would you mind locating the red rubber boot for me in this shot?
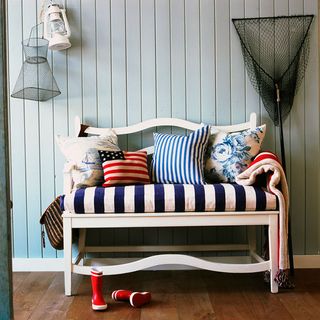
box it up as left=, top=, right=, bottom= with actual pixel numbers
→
left=91, top=268, right=108, bottom=311
left=111, top=289, right=133, bottom=302
left=129, top=292, right=151, bottom=308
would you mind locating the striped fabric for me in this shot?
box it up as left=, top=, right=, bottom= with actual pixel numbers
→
left=152, top=125, right=210, bottom=184
left=99, top=150, right=150, bottom=187
left=61, top=183, right=278, bottom=214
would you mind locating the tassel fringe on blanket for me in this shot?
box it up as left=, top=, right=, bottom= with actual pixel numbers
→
left=263, top=270, right=295, bottom=289
left=236, top=151, right=294, bottom=289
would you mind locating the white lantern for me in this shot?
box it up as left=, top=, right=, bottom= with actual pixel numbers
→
left=44, top=3, right=71, bottom=51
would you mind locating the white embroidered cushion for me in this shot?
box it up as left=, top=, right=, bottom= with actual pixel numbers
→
left=56, top=132, right=119, bottom=189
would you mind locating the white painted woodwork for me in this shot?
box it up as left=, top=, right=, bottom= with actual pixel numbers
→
left=63, top=115, right=280, bottom=295
left=72, top=254, right=270, bottom=276
left=63, top=212, right=277, bottom=229
left=74, top=113, right=257, bottom=137
left=63, top=217, right=72, bottom=296
left=82, top=244, right=250, bottom=253
left=269, top=215, right=279, bottom=293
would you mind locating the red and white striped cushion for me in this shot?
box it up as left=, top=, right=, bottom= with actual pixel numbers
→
left=101, top=151, right=150, bottom=187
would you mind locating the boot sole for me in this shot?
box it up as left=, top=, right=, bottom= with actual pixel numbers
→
left=92, top=303, right=108, bottom=311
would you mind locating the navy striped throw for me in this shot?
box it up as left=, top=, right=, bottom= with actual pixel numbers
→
left=152, top=125, right=210, bottom=184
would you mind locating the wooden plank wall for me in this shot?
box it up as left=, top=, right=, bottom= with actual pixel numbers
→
left=7, top=0, right=319, bottom=259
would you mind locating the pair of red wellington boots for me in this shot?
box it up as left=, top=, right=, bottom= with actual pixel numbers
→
left=91, top=268, right=151, bottom=311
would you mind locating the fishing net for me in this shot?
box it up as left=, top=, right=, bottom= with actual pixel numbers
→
left=233, top=15, right=314, bottom=276
left=232, top=15, right=313, bottom=126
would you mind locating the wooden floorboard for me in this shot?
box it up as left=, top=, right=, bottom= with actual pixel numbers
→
left=12, top=272, right=29, bottom=293
left=140, top=271, right=179, bottom=320
left=174, top=272, right=216, bottom=320
left=205, top=272, right=258, bottom=319
left=12, top=269, right=320, bottom=320
left=28, top=273, right=82, bottom=320
left=13, top=272, right=56, bottom=320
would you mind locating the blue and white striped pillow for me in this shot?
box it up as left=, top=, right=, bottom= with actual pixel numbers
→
left=152, top=125, right=210, bottom=184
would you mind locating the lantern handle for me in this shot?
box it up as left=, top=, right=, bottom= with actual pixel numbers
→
left=27, top=23, right=44, bottom=46
left=61, top=8, right=71, bottom=37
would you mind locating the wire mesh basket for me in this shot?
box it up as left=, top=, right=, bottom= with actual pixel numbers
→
left=11, top=27, right=61, bottom=101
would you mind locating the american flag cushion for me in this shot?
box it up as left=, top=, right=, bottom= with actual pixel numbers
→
left=98, top=150, right=150, bottom=187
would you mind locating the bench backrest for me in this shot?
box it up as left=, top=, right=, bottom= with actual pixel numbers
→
left=75, top=113, right=257, bottom=154
left=63, top=113, right=258, bottom=193
left=75, top=112, right=257, bottom=154
left=75, top=114, right=257, bottom=136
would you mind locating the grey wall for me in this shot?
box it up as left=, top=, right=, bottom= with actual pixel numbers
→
left=7, top=0, right=320, bottom=259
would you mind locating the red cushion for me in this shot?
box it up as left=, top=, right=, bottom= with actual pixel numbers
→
left=100, top=151, right=150, bottom=187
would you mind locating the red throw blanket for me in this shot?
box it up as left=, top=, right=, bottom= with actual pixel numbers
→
left=236, top=151, right=289, bottom=271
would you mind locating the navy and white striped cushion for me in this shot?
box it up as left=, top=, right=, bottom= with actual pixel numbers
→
left=61, top=184, right=277, bottom=214
left=152, top=125, right=210, bottom=184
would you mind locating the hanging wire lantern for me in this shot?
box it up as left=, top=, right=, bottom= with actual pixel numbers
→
left=11, top=24, right=61, bottom=101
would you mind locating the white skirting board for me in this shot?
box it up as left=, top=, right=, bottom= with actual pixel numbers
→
left=12, top=255, right=320, bottom=272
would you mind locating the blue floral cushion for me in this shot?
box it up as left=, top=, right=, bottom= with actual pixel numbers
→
left=204, top=125, right=266, bottom=182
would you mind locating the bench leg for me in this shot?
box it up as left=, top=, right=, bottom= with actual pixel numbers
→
left=63, top=216, right=72, bottom=296
left=248, top=226, right=257, bottom=262
left=78, top=228, right=87, bottom=265
left=269, top=215, right=279, bottom=293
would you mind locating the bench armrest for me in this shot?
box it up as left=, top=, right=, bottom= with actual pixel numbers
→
left=63, top=162, right=76, bottom=194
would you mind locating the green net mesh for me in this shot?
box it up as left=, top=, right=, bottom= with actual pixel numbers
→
left=232, top=15, right=313, bottom=126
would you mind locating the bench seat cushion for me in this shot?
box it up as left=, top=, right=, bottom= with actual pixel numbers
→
left=61, top=184, right=278, bottom=214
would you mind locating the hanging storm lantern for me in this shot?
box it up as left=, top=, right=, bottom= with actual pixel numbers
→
left=11, top=33, right=61, bottom=101
left=44, top=3, right=71, bottom=51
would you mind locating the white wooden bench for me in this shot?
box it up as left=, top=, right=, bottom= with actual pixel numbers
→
left=62, top=113, right=279, bottom=295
